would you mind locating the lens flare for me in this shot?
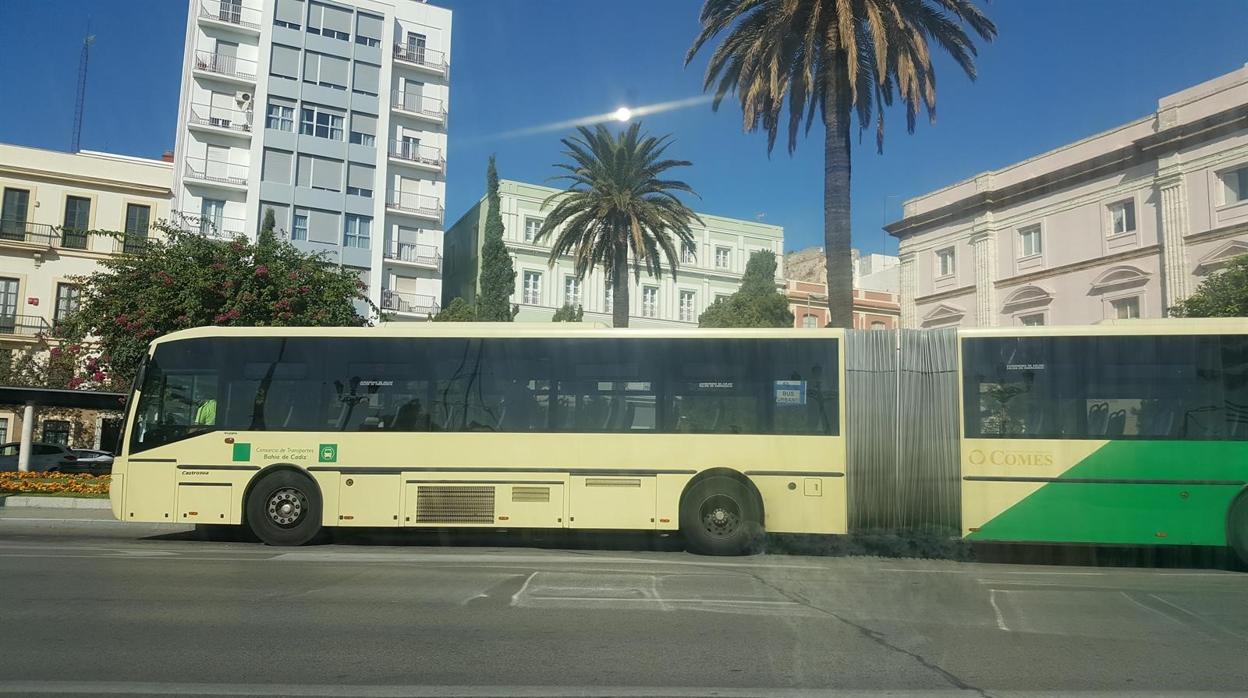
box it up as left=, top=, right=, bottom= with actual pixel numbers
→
left=613, top=107, right=633, bottom=122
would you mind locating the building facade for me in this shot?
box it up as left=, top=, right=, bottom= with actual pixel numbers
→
left=785, top=281, right=901, bottom=329
left=172, top=0, right=451, bottom=320
left=887, top=65, right=1248, bottom=328
left=0, top=144, right=173, bottom=450
left=443, top=180, right=785, bottom=326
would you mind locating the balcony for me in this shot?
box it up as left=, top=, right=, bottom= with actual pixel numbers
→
left=387, top=140, right=444, bottom=173
left=381, top=290, right=439, bottom=317
left=0, top=220, right=58, bottom=247
left=197, top=0, right=262, bottom=34
left=113, top=234, right=149, bottom=255
left=384, top=241, right=441, bottom=270
left=192, top=50, right=257, bottom=84
left=385, top=191, right=443, bottom=223
left=172, top=212, right=246, bottom=240
left=187, top=102, right=254, bottom=139
left=392, top=44, right=447, bottom=75
left=0, top=314, right=52, bottom=340
left=183, top=156, right=249, bottom=190
left=391, top=90, right=446, bottom=124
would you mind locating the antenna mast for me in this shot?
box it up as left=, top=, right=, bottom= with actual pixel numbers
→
left=71, top=23, right=95, bottom=153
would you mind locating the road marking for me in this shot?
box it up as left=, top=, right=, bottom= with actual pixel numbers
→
left=1118, top=591, right=1187, bottom=628
left=509, top=571, right=537, bottom=606
left=1150, top=593, right=1248, bottom=642
left=988, top=589, right=1010, bottom=631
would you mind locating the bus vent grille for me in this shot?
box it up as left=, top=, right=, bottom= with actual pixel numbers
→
left=585, top=478, right=642, bottom=488
left=512, top=486, right=550, bottom=503
left=415, top=486, right=495, bottom=524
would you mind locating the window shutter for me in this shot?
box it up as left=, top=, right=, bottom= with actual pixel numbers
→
left=306, top=2, right=324, bottom=31
left=312, top=157, right=343, bottom=191
left=303, top=52, right=319, bottom=81
left=322, top=4, right=352, bottom=34
left=270, top=44, right=300, bottom=78
left=351, top=112, right=376, bottom=136
left=296, top=154, right=313, bottom=188
left=308, top=209, right=339, bottom=244
left=260, top=202, right=290, bottom=233
left=347, top=163, right=374, bottom=190
left=320, top=55, right=349, bottom=87
left=275, top=0, right=304, bottom=24
left=356, top=12, right=383, bottom=41
left=262, top=149, right=292, bottom=184
left=352, top=62, right=379, bottom=94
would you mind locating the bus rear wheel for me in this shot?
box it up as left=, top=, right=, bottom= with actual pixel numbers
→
left=245, top=470, right=322, bottom=546
left=1228, top=494, right=1248, bottom=567
left=680, top=476, right=763, bottom=556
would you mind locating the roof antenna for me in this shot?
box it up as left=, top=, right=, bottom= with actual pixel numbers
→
left=71, top=20, right=95, bottom=153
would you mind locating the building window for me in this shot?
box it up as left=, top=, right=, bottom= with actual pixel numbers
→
left=524, top=217, right=542, bottom=243
left=1221, top=166, right=1248, bottom=205
left=0, top=417, right=7, bottom=444
left=715, top=293, right=730, bottom=304
left=42, top=420, right=70, bottom=447
left=1111, top=296, right=1140, bottom=319
left=522, top=271, right=542, bottom=305
left=346, top=185, right=372, bottom=198
left=62, top=195, right=91, bottom=249
left=1, top=188, right=30, bottom=237
left=802, top=315, right=818, bottom=328
left=564, top=276, right=581, bottom=307
left=355, top=35, right=379, bottom=47
left=936, top=248, right=955, bottom=278
left=870, top=321, right=887, bottom=330
left=1109, top=199, right=1136, bottom=235
left=54, top=283, right=81, bottom=325
left=681, top=242, right=696, bottom=264
left=678, top=290, right=696, bottom=322
left=343, top=214, right=370, bottom=249
left=1019, top=313, right=1046, bottom=326
left=1018, top=224, right=1042, bottom=258
left=603, top=285, right=613, bottom=313
left=349, top=131, right=375, bottom=146
left=266, top=101, right=294, bottom=131
left=642, top=286, right=658, bottom=318
left=714, top=246, right=730, bottom=269
left=299, top=106, right=343, bottom=140
left=123, top=204, right=150, bottom=253
left=292, top=209, right=308, bottom=241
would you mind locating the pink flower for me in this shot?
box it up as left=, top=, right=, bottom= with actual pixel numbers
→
left=92, top=371, right=106, bottom=382
left=67, top=377, right=84, bottom=389
left=288, top=271, right=299, bottom=280
left=50, top=347, right=63, bottom=358
left=255, top=265, right=269, bottom=277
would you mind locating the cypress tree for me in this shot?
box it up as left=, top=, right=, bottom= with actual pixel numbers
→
left=477, top=156, right=516, bottom=321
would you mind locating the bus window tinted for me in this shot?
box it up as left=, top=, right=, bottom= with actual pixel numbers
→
left=963, top=334, right=1248, bottom=440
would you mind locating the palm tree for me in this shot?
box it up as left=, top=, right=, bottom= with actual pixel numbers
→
left=686, top=0, right=995, bottom=328
left=537, top=123, right=702, bottom=328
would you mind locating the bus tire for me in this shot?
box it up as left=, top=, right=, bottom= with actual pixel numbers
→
left=245, top=470, right=322, bottom=546
left=1228, top=493, right=1248, bottom=567
left=680, top=476, right=763, bottom=556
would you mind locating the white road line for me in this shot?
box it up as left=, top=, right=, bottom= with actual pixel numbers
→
left=988, top=589, right=1010, bottom=632
left=1150, top=593, right=1248, bottom=642
left=522, top=597, right=799, bottom=605
left=508, top=571, right=538, bottom=606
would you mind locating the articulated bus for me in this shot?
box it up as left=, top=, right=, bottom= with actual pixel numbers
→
left=110, top=320, right=1248, bottom=560
left=111, top=325, right=847, bottom=554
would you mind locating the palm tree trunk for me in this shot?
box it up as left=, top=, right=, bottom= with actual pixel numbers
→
left=612, top=247, right=630, bottom=328
left=823, top=62, right=854, bottom=329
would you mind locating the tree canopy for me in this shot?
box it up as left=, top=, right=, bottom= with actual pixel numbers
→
left=477, top=156, right=517, bottom=321
left=698, top=250, right=794, bottom=328
left=1171, top=254, right=1248, bottom=318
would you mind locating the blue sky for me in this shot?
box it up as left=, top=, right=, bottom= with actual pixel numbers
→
left=1, top=0, right=1246, bottom=255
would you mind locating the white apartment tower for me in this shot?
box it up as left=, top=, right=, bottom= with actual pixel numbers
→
left=172, top=0, right=451, bottom=320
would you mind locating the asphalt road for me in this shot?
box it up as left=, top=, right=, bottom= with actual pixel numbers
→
left=1, top=509, right=1247, bottom=697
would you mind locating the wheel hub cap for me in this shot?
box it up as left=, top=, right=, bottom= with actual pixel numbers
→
left=267, top=488, right=306, bottom=527
left=700, top=495, right=741, bottom=537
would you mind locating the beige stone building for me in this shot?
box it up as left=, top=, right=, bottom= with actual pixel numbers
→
left=0, top=144, right=173, bottom=450
left=886, top=65, right=1248, bottom=328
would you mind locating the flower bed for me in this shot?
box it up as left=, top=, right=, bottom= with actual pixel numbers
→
left=0, top=472, right=111, bottom=497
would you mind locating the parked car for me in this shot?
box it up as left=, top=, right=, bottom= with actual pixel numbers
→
left=0, top=442, right=85, bottom=473
left=71, top=449, right=115, bottom=475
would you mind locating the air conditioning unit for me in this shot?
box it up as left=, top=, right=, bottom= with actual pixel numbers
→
left=235, top=91, right=253, bottom=108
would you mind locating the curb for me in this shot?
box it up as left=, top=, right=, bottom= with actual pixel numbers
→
left=0, top=495, right=112, bottom=510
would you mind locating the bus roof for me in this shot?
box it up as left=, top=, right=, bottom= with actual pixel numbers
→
left=149, top=323, right=848, bottom=346
left=959, top=317, right=1246, bottom=338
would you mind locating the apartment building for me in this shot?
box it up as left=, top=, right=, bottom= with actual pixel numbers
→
left=786, top=282, right=901, bottom=330
left=442, top=179, right=786, bottom=326
left=172, top=0, right=451, bottom=320
left=0, top=143, right=173, bottom=449
left=887, top=65, right=1248, bottom=328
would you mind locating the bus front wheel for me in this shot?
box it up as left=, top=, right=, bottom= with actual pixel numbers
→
left=680, top=476, right=763, bottom=556
left=245, top=470, right=322, bottom=546
left=1228, top=493, right=1248, bottom=567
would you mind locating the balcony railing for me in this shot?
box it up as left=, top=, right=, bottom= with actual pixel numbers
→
left=198, top=0, right=262, bottom=31
left=381, top=290, right=439, bottom=316
left=173, top=212, right=246, bottom=240
left=388, top=140, right=444, bottom=170
left=59, top=228, right=89, bottom=250
left=193, top=50, right=257, bottom=81
left=184, top=157, right=249, bottom=186
left=391, top=90, right=446, bottom=120
left=385, top=191, right=443, bottom=221
left=0, top=220, right=58, bottom=246
left=393, top=43, right=446, bottom=73
left=384, top=241, right=441, bottom=268
left=114, top=234, right=150, bottom=254
left=0, top=314, right=52, bottom=339
left=187, top=102, right=254, bottom=134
